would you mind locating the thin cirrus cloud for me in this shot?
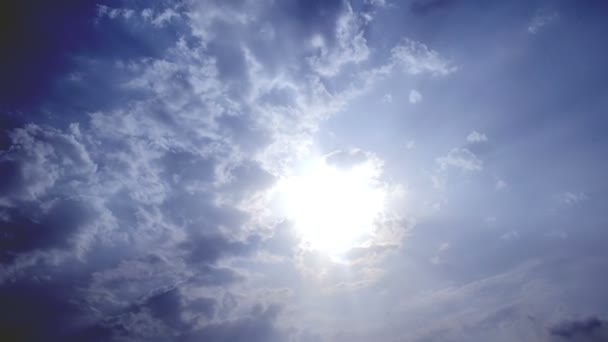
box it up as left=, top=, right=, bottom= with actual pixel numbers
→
left=528, top=9, right=559, bottom=34
left=1, top=1, right=608, bottom=341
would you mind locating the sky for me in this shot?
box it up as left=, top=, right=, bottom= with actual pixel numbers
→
left=1, top=0, right=608, bottom=341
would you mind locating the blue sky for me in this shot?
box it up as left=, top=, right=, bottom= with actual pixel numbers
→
left=1, top=0, right=608, bottom=341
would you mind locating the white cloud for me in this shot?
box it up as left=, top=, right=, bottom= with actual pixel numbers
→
left=466, top=130, right=488, bottom=143
left=485, top=216, right=497, bottom=225
left=495, top=179, right=507, bottom=190
left=528, top=9, right=559, bottom=34
left=409, top=89, right=422, bottom=104
left=436, top=148, right=483, bottom=172
left=406, top=140, right=415, bottom=149
left=307, top=5, right=370, bottom=76
left=97, top=5, right=135, bottom=20
left=500, top=230, right=519, bottom=241
left=561, top=191, right=587, bottom=205
left=0, top=2, right=500, bottom=340
left=0, top=124, right=97, bottom=206
left=431, top=242, right=450, bottom=265
left=382, top=93, right=393, bottom=103
left=391, top=38, right=458, bottom=76
left=438, top=242, right=450, bottom=252
left=151, top=8, right=180, bottom=27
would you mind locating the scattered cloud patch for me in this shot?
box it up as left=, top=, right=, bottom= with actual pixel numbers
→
left=382, top=93, right=393, bottom=103
left=436, top=148, right=483, bottom=171
left=409, top=89, right=422, bottom=104
left=307, top=4, right=371, bottom=76
left=495, top=179, right=507, bottom=190
left=467, top=130, right=488, bottom=143
left=561, top=192, right=587, bottom=205
left=501, top=230, right=520, bottom=241
left=528, top=9, right=559, bottom=34
left=485, top=216, right=497, bottom=225
left=431, top=242, right=450, bottom=265
left=391, top=38, right=458, bottom=76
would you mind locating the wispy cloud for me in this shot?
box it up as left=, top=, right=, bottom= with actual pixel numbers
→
left=391, top=38, right=458, bottom=76
left=561, top=191, right=588, bottom=205
left=495, top=179, right=507, bottom=190
left=528, top=9, right=559, bottom=34
left=436, top=148, right=483, bottom=171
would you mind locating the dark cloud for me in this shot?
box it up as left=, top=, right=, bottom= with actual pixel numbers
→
left=181, top=304, right=284, bottom=342
left=190, top=265, right=243, bottom=287
left=180, top=233, right=258, bottom=265
left=0, top=198, right=97, bottom=263
left=70, top=289, right=281, bottom=342
left=0, top=276, right=94, bottom=342
left=550, top=317, right=608, bottom=341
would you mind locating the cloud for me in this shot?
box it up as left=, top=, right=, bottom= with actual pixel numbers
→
left=500, top=230, right=520, bottom=241
left=325, top=148, right=375, bottom=169
left=528, top=9, right=559, bottom=34
left=561, top=192, right=587, bottom=205
left=409, top=89, right=422, bottom=104
left=431, top=242, right=451, bottom=265
left=549, top=317, right=608, bottom=341
left=307, top=4, right=371, bottom=76
left=495, top=179, right=507, bottom=190
left=0, top=1, right=427, bottom=339
left=391, top=38, right=458, bottom=76
left=382, top=93, right=393, bottom=103
left=0, top=123, right=96, bottom=206
left=466, top=130, right=488, bottom=143
left=436, top=148, right=483, bottom=171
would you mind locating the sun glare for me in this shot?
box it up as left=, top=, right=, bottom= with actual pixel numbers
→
left=275, top=156, right=387, bottom=255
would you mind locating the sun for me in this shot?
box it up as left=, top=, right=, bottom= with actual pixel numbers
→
left=274, top=154, right=387, bottom=255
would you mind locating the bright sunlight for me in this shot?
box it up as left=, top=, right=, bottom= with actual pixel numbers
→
left=275, top=154, right=387, bottom=255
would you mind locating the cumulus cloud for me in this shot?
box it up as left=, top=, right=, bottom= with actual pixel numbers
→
left=467, top=130, right=488, bottom=143
left=409, top=89, right=422, bottom=104
left=436, top=148, right=483, bottom=171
